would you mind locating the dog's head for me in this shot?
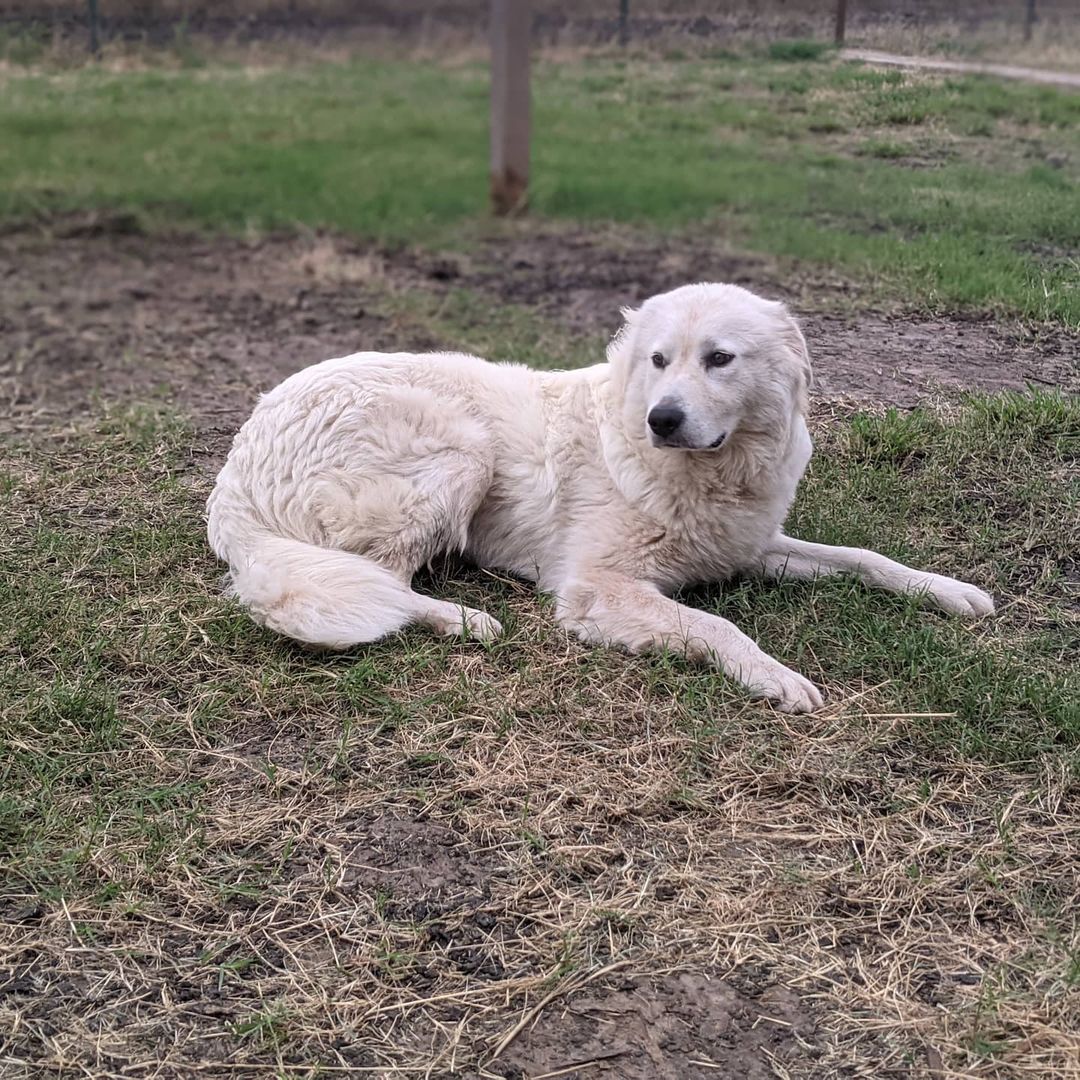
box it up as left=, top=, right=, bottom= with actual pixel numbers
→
left=608, top=283, right=811, bottom=451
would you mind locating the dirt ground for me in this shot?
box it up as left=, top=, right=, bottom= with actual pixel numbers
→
left=2, top=218, right=1079, bottom=1079
left=322, top=811, right=823, bottom=1078
left=3, top=217, right=1078, bottom=463
left=1, top=800, right=831, bottom=1079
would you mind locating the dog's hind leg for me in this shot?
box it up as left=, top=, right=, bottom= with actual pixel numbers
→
left=311, top=474, right=503, bottom=642
left=759, top=534, right=995, bottom=618
left=412, top=596, right=503, bottom=641
left=245, top=390, right=505, bottom=648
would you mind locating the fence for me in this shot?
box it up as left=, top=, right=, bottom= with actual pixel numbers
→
left=4, top=1, right=1077, bottom=57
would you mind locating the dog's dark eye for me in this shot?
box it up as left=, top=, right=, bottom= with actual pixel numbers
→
left=705, top=350, right=736, bottom=369
left=650, top=352, right=667, bottom=369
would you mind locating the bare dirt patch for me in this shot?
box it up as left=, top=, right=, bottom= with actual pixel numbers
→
left=2, top=218, right=1077, bottom=463
left=498, top=973, right=819, bottom=1080
left=456, top=226, right=1080, bottom=404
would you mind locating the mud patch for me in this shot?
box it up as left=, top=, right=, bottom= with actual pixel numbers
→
left=803, top=311, right=1078, bottom=403
left=2, top=218, right=1077, bottom=461
left=0, top=220, right=415, bottom=460
left=496, top=973, right=819, bottom=1080
left=460, top=227, right=1080, bottom=406
left=337, top=812, right=504, bottom=904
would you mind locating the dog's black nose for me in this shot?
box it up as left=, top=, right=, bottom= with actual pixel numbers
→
left=647, top=404, right=685, bottom=438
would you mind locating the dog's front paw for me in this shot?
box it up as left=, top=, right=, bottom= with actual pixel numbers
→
left=916, top=575, right=996, bottom=619
left=739, top=656, right=823, bottom=714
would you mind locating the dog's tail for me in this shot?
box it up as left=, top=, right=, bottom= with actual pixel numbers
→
left=207, top=496, right=420, bottom=649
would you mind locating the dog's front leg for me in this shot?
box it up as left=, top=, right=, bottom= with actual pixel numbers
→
left=760, top=535, right=995, bottom=617
left=556, top=573, right=822, bottom=713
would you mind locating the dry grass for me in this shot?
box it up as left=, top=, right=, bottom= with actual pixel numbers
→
left=6, top=702, right=1078, bottom=1076
left=296, top=238, right=389, bottom=287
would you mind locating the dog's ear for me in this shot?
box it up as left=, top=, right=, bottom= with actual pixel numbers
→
left=606, top=305, right=639, bottom=367
left=778, top=307, right=813, bottom=395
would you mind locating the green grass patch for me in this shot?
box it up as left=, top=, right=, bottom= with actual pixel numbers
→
left=767, top=40, right=834, bottom=63
left=378, top=284, right=607, bottom=371
left=1, top=55, right=1078, bottom=320
left=858, top=138, right=908, bottom=159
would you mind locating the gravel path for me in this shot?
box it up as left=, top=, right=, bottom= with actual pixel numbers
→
left=842, top=48, right=1080, bottom=89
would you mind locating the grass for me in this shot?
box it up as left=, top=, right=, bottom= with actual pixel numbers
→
left=767, top=39, right=834, bottom=63
left=1, top=54, right=1079, bottom=321
left=1, top=393, right=1078, bottom=1075
left=1, top=40, right=1078, bottom=1079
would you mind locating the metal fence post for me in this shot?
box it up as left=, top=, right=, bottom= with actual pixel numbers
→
left=1024, top=0, right=1037, bottom=42
left=835, top=0, right=848, bottom=45
left=490, top=0, right=531, bottom=216
left=619, top=0, right=630, bottom=47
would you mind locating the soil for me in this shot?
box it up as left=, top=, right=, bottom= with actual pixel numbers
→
left=457, top=227, right=1080, bottom=404
left=309, top=812, right=825, bottom=1079
left=495, top=974, right=820, bottom=1080
left=1, top=803, right=830, bottom=1080
left=3, top=217, right=1076, bottom=469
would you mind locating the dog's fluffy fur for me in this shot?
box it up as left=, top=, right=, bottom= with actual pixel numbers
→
left=207, top=283, right=994, bottom=712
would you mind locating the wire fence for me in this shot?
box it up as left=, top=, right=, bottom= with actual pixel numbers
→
left=2, top=0, right=1078, bottom=59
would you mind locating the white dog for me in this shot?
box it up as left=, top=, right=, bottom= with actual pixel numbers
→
left=207, top=283, right=994, bottom=712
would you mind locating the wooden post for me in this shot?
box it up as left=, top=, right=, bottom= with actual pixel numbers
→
left=618, top=0, right=630, bottom=47
left=490, top=0, right=531, bottom=216
left=1024, top=0, right=1037, bottom=42
left=88, top=0, right=101, bottom=55
left=834, top=0, right=848, bottom=45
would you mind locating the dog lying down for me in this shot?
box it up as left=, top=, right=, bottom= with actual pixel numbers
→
left=207, top=283, right=994, bottom=713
